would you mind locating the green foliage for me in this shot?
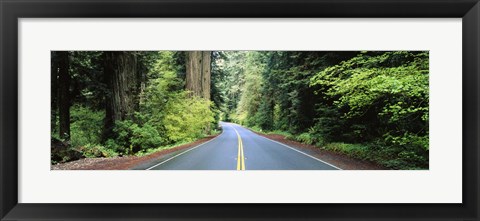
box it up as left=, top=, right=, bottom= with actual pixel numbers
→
left=322, top=142, right=372, bottom=161
left=107, top=120, right=163, bottom=154
left=321, top=141, right=426, bottom=169
left=312, top=52, right=428, bottom=122
left=233, top=51, right=358, bottom=134
left=138, top=51, right=215, bottom=145
left=131, top=123, right=163, bottom=150
left=307, top=51, right=429, bottom=169
left=52, top=105, right=112, bottom=163
left=253, top=100, right=274, bottom=131
left=232, top=51, right=429, bottom=169
left=78, top=144, right=119, bottom=158
left=107, top=52, right=215, bottom=154
left=68, top=51, right=106, bottom=110
left=69, top=105, right=104, bottom=148
left=53, top=51, right=217, bottom=163
left=294, top=128, right=325, bottom=146
left=163, top=93, right=215, bottom=143
left=236, top=52, right=267, bottom=126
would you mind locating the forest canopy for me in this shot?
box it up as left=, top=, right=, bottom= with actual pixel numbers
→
left=51, top=51, right=429, bottom=169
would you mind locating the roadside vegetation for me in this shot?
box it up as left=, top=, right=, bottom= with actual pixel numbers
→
left=51, top=51, right=217, bottom=164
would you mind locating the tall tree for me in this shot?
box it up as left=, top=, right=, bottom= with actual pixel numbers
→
left=102, top=51, right=138, bottom=140
left=185, top=51, right=211, bottom=99
left=57, top=51, right=71, bottom=139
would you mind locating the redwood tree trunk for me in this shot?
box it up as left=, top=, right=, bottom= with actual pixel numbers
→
left=57, top=51, right=70, bottom=139
left=186, top=51, right=211, bottom=100
left=103, top=52, right=138, bottom=140
left=185, top=51, right=212, bottom=132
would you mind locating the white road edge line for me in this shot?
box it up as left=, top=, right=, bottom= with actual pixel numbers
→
left=145, top=126, right=225, bottom=170
left=231, top=123, right=343, bottom=170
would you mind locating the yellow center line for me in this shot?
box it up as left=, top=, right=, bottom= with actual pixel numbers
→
left=240, top=137, right=245, bottom=170
left=232, top=125, right=245, bottom=170
left=236, top=134, right=241, bottom=170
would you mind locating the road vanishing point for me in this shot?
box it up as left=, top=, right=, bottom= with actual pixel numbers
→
left=137, top=122, right=340, bottom=170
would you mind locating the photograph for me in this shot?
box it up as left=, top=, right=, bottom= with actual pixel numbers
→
left=50, top=51, right=429, bottom=170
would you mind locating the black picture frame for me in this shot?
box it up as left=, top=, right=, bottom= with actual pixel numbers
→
left=1, top=0, right=479, bottom=220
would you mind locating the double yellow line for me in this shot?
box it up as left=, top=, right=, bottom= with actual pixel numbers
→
left=232, top=125, right=245, bottom=170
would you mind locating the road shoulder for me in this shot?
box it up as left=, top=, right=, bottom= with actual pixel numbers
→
left=50, top=134, right=219, bottom=170
left=251, top=131, right=387, bottom=170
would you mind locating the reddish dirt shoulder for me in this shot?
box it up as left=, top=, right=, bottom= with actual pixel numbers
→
left=254, top=132, right=387, bottom=170
left=51, top=135, right=218, bottom=170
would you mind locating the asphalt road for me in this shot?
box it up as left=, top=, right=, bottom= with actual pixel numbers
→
left=143, top=122, right=340, bottom=170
